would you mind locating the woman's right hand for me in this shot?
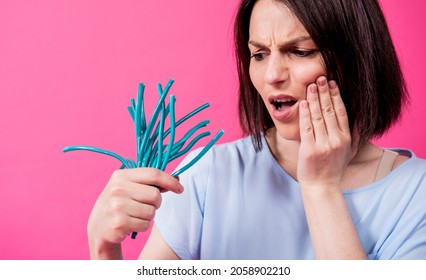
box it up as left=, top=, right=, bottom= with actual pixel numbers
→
left=87, top=167, right=184, bottom=259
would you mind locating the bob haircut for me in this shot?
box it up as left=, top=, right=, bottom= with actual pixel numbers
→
left=234, top=0, right=408, bottom=151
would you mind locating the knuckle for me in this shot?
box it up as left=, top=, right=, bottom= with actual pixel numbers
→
left=110, top=169, right=126, bottom=182
left=145, top=205, right=156, bottom=220
left=111, top=215, right=127, bottom=232
left=147, top=167, right=162, bottom=180
left=335, top=105, right=347, bottom=117
left=322, top=105, right=335, bottom=116
left=312, top=115, right=324, bottom=125
left=329, top=137, right=349, bottom=151
left=139, top=220, right=151, bottom=232
left=108, top=183, right=125, bottom=198
left=302, top=124, right=314, bottom=134
left=311, top=143, right=333, bottom=156
left=319, top=146, right=332, bottom=156
left=150, top=188, right=162, bottom=209
left=109, top=199, right=125, bottom=213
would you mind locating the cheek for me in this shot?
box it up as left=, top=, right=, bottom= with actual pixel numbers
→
left=293, top=61, right=327, bottom=90
left=249, top=64, right=260, bottom=89
left=249, top=63, right=266, bottom=98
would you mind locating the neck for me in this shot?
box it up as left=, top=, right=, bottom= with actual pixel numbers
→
left=264, top=127, right=300, bottom=166
left=264, top=127, right=380, bottom=168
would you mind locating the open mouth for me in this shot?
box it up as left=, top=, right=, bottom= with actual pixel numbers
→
left=271, top=98, right=297, bottom=111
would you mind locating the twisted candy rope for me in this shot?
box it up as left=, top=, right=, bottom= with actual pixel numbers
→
left=63, top=78, right=224, bottom=238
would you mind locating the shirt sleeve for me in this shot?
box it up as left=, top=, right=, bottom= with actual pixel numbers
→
left=392, top=220, right=426, bottom=259
left=154, top=148, right=211, bottom=260
left=376, top=163, right=426, bottom=260
left=389, top=181, right=426, bottom=260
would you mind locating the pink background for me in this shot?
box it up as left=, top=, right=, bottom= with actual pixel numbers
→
left=0, top=0, right=425, bottom=259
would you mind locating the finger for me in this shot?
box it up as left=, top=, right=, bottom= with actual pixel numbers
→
left=104, top=207, right=152, bottom=241
left=307, top=83, right=328, bottom=140
left=124, top=181, right=163, bottom=209
left=299, top=100, right=315, bottom=145
left=317, top=76, right=340, bottom=134
left=125, top=199, right=158, bottom=221
left=125, top=216, right=152, bottom=234
left=328, top=80, right=350, bottom=134
left=118, top=168, right=184, bottom=194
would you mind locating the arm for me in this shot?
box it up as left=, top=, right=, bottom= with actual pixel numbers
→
left=139, top=225, right=181, bottom=260
left=297, top=77, right=367, bottom=259
left=299, top=186, right=367, bottom=259
left=87, top=168, right=183, bottom=259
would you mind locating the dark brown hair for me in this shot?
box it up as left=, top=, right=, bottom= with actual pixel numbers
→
left=234, top=0, right=408, bottom=150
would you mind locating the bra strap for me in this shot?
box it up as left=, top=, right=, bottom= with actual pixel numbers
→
left=374, top=149, right=398, bottom=182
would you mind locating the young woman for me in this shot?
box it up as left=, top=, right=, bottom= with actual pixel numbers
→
left=88, top=0, right=426, bottom=260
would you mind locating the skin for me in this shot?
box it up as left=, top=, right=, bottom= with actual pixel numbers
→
left=88, top=0, right=409, bottom=260
left=88, top=168, right=181, bottom=259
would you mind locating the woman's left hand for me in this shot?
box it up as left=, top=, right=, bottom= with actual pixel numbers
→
left=297, top=76, right=357, bottom=189
left=296, top=76, right=367, bottom=259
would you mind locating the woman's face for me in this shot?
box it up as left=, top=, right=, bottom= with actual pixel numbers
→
left=248, top=0, right=326, bottom=141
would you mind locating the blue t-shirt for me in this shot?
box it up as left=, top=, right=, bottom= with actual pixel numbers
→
left=155, top=136, right=426, bottom=259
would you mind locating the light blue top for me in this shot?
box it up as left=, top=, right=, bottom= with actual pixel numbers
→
left=155, top=136, right=426, bottom=259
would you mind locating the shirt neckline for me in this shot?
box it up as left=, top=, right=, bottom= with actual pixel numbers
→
left=259, top=134, right=417, bottom=194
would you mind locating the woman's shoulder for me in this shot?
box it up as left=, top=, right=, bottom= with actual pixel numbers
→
left=389, top=148, right=426, bottom=176
left=210, top=135, right=256, bottom=155
left=392, top=149, right=426, bottom=164
left=177, top=135, right=251, bottom=165
left=178, top=135, right=267, bottom=175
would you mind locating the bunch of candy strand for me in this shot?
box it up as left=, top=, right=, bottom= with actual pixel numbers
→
left=63, top=78, right=224, bottom=238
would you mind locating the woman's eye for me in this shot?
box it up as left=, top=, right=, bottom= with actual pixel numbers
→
left=251, top=52, right=266, bottom=61
left=291, top=49, right=316, bottom=57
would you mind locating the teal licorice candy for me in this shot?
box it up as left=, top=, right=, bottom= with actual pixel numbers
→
left=63, top=79, right=224, bottom=239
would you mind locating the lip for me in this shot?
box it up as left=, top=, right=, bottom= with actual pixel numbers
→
left=268, top=94, right=299, bottom=122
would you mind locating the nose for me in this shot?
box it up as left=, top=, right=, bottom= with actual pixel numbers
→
left=264, top=54, right=288, bottom=85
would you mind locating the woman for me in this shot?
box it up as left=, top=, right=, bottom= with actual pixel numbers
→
left=88, top=0, right=426, bottom=259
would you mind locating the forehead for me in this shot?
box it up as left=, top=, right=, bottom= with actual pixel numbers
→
left=249, top=0, right=308, bottom=41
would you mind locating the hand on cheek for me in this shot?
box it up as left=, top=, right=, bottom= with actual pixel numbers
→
left=297, top=76, right=355, bottom=188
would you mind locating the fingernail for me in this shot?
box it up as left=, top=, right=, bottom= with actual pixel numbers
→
left=310, top=84, right=318, bottom=93
left=329, top=80, right=337, bottom=89
left=318, top=77, right=327, bottom=87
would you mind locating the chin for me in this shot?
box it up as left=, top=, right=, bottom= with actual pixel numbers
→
left=274, top=123, right=301, bottom=142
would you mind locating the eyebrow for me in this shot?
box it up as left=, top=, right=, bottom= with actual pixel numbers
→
left=248, top=36, right=312, bottom=49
